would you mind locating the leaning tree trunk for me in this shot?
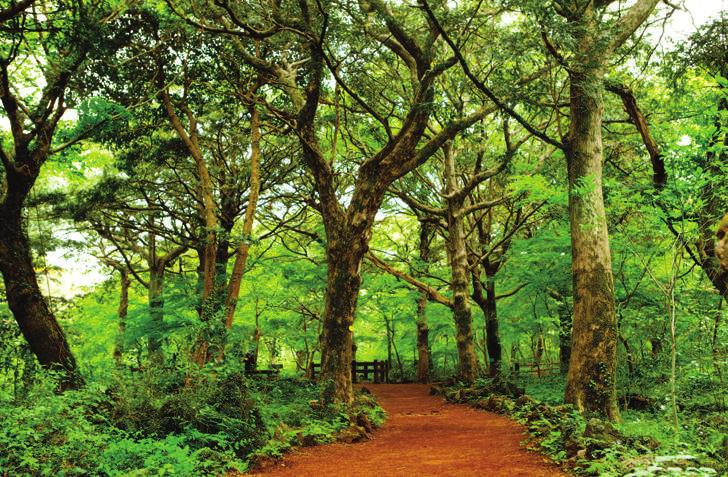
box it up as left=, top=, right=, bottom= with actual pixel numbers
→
left=564, top=68, right=620, bottom=420
left=444, top=146, right=479, bottom=384
left=224, top=102, right=262, bottom=329
left=0, top=197, right=80, bottom=390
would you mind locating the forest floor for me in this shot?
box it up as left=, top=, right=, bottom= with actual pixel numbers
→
left=249, top=383, right=566, bottom=476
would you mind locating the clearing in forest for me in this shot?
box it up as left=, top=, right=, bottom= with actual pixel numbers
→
left=251, top=384, right=565, bottom=477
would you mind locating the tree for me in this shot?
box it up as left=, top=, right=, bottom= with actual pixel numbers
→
left=171, top=0, right=505, bottom=401
left=423, top=0, right=662, bottom=418
left=0, top=0, right=119, bottom=388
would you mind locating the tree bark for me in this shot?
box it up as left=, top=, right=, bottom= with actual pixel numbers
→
left=319, top=237, right=366, bottom=403
left=558, top=304, right=572, bottom=375
left=471, top=267, right=501, bottom=376
left=483, top=269, right=502, bottom=375
left=564, top=66, right=620, bottom=420
left=0, top=198, right=81, bottom=389
left=147, top=262, right=165, bottom=364
left=415, top=291, right=430, bottom=383
left=444, top=145, right=479, bottom=383
left=224, top=102, right=262, bottom=328
left=114, top=268, right=130, bottom=364
left=415, top=219, right=433, bottom=383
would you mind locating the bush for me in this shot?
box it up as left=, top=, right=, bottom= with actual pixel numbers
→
left=0, top=380, right=110, bottom=475
left=0, top=369, right=386, bottom=476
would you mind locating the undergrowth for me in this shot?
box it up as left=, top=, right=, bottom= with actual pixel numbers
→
left=0, top=368, right=385, bottom=476
left=439, top=376, right=726, bottom=477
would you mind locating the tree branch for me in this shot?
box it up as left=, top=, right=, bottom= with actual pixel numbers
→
left=366, top=252, right=453, bottom=308
left=419, top=0, right=564, bottom=150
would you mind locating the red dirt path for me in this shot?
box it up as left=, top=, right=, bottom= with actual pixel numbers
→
left=250, top=384, right=566, bottom=477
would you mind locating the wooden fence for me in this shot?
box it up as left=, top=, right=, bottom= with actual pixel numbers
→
left=512, top=362, right=560, bottom=378
left=244, top=362, right=283, bottom=377
left=311, top=360, right=389, bottom=383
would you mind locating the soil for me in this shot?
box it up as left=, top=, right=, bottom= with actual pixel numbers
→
left=250, top=383, right=566, bottom=476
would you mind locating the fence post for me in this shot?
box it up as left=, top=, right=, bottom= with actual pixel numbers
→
left=352, top=360, right=358, bottom=383
left=373, top=359, right=380, bottom=384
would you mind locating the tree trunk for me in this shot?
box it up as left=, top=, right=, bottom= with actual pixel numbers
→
left=114, top=269, right=130, bottom=364
left=554, top=298, right=572, bottom=375
left=559, top=315, right=572, bottom=375
left=564, top=68, right=620, bottom=420
left=415, top=219, right=433, bottom=383
left=147, top=263, right=165, bottom=364
left=444, top=145, right=479, bottom=383
left=224, top=102, right=262, bottom=329
left=319, top=241, right=364, bottom=404
left=619, top=332, right=635, bottom=379
left=471, top=267, right=501, bottom=377
left=0, top=202, right=80, bottom=389
left=415, top=291, right=430, bottom=383
left=483, top=271, right=502, bottom=376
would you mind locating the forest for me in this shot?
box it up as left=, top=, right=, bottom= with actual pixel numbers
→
left=0, top=0, right=726, bottom=475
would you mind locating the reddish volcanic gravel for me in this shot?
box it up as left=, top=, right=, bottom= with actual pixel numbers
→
left=249, top=384, right=566, bottom=477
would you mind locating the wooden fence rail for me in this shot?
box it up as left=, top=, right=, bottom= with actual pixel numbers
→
left=512, top=362, right=560, bottom=378
left=311, top=360, right=389, bottom=384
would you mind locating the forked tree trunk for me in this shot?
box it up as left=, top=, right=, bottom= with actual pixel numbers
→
left=564, top=68, right=620, bottom=420
left=113, top=269, right=130, bottom=364
left=0, top=199, right=80, bottom=390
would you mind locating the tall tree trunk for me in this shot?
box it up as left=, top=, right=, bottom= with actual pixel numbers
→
left=114, top=269, right=130, bottom=364
left=444, top=145, right=478, bottom=383
left=224, top=102, right=262, bottom=329
left=0, top=201, right=80, bottom=389
left=564, top=67, right=620, bottom=420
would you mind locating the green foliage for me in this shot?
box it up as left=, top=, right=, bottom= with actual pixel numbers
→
left=441, top=379, right=726, bottom=477
left=0, top=368, right=385, bottom=476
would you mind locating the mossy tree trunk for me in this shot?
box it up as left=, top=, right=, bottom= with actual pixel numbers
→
left=556, top=0, right=660, bottom=420
left=444, top=144, right=479, bottom=383
left=319, top=222, right=372, bottom=403
left=563, top=65, right=619, bottom=419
